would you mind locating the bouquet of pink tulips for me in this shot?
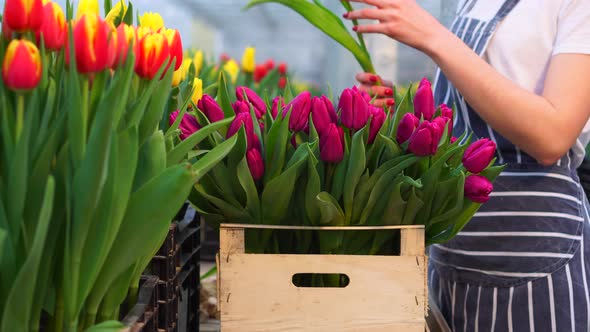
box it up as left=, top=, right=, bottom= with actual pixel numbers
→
left=178, top=75, right=503, bottom=256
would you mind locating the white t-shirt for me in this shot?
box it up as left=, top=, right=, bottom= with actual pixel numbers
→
left=459, top=0, right=590, bottom=167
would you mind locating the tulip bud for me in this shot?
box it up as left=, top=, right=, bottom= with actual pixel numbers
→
left=278, top=77, right=287, bottom=89
left=271, top=96, right=284, bottom=119
left=171, top=58, right=192, bottom=87
left=105, top=1, right=128, bottom=25
left=368, top=106, right=386, bottom=144
left=68, top=13, right=117, bottom=73
left=191, top=78, right=203, bottom=105
left=246, top=148, right=265, bottom=181
left=265, top=59, right=275, bottom=70
left=283, top=91, right=312, bottom=132
left=463, top=138, right=497, bottom=174
left=241, top=47, right=256, bottom=73
left=233, top=100, right=250, bottom=115
left=227, top=112, right=257, bottom=150
left=3, top=0, right=43, bottom=32
left=198, top=95, right=224, bottom=123
left=193, top=51, right=203, bottom=75
left=311, top=96, right=337, bottom=135
left=36, top=1, right=66, bottom=51
left=339, top=88, right=370, bottom=130
left=76, top=0, right=99, bottom=20
left=320, top=123, right=345, bottom=163
left=278, top=62, right=287, bottom=75
left=2, top=39, right=42, bottom=91
left=220, top=53, right=230, bottom=63
left=352, top=85, right=372, bottom=102
left=253, top=64, right=268, bottom=83
left=169, top=110, right=200, bottom=140
left=414, top=77, right=435, bottom=120
left=223, top=59, right=239, bottom=83
left=113, top=23, right=137, bottom=69
left=440, top=103, right=453, bottom=134
left=236, top=86, right=266, bottom=119
left=408, top=120, right=442, bottom=156
left=396, top=113, right=420, bottom=144
left=161, top=28, right=183, bottom=71
left=432, top=116, right=449, bottom=137
left=139, top=12, right=164, bottom=31
left=464, top=175, right=493, bottom=203
left=136, top=31, right=170, bottom=79
left=451, top=136, right=458, bottom=144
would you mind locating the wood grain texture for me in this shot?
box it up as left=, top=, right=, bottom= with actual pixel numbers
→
left=400, top=228, right=425, bottom=256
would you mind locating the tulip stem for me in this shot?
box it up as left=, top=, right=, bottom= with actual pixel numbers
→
left=326, top=165, right=335, bottom=192
left=81, top=78, right=90, bottom=155
left=15, top=94, right=25, bottom=142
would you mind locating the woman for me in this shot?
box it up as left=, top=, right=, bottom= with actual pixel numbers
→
left=344, top=0, right=590, bottom=330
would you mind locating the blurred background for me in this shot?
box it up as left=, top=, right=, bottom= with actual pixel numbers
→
left=3, top=0, right=459, bottom=93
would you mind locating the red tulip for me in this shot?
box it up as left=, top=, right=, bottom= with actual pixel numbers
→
left=283, top=91, right=312, bottom=132
left=220, top=53, right=230, bottom=63
left=278, top=62, right=287, bottom=75
left=2, top=39, right=42, bottom=91
left=368, top=106, right=386, bottom=144
left=278, top=77, right=287, bottom=89
left=3, top=0, right=43, bottom=33
left=227, top=112, right=258, bottom=150
left=197, top=94, right=224, bottom=123
left=36, top=1, right=66, bottom=51
left=162, top=28, right=183, bottom=71
left=253, top=64, right=268, bottom=83
left=320, top=123, right=344, bottom=163
left=169, top=110, right=200, bottom=140
left=136, top=31, right=170, bottom=79
left=246, top=148, right=265, bottom=181
left=265, top=59, right=275, bottom=70
left=397, top=113, right=420, bottom=144
left=68, top=13, right=117, bottom=73
left=236, top=86, right=266, bottom=119
left=271, top=96, right=284, bottom=119
left=408, top=120, right=443, bottom=156
left=113, top=23, right=137, bottom=69
left=339, top=88, right=369, bottom=130
left=463, top=139, right=497, bottom=174
left=311, top=96, right=337, bottom=135
left=414, top=77, right=435, bottom=120
left=464, top=175, right=493, bottom=203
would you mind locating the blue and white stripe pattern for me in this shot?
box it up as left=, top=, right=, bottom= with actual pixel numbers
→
left=429, top=0, right=590, bottom=330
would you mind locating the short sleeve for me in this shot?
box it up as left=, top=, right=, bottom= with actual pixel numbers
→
left=553, top=0, right=590, bottom=55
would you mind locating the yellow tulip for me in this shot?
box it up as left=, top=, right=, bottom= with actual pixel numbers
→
left=193, top=50, right=203, bottom=76
left=171, top=58, right=193, bottom=87
left=241, top=46, right=255, bottom=73
left=191, top=78, right=203, bottom=105
left=76, top=0, right=99, bottom=20
left=139, top=12, right=164, bottom=31
left=223, top=59, right=239, bottom=83
left=105, top=0, right=127, bottom=24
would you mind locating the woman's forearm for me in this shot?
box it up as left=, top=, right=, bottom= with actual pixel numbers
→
left=425, top=30, right=578, bottom=165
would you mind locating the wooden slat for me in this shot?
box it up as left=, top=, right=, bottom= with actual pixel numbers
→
left=400, top=228, right=425, bottom=256
left=219, top=227, right=245, bottom=256
left=220, top=223, right=424, bottom=231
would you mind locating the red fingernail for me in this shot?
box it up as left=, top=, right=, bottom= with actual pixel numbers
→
left=369, top=75, right=378, bottom=83
left=343, top=12, right=349, bottom=18
left=386, top=99, right=395, bottom=106
left=385, top=88, right=393, bottom=96
left=352, top=26, right=358, bottom=31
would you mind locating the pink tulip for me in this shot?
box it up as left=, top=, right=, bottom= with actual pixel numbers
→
left=236, top=86, right=266, bottom=119
left=197, top=94, right=224, bottom=123
left=408, top=120, right=443, bottom=156
left=283, top=91, right=312, bottom=132
left=463, top=139, right=497, bottom=174
left=414, top=78, right=435, bottom=120
left=464, top=175, right=493, bottom=203
left=339, top=88, right=369, bottom=130
left=440, top=103, right=453, bottom=134
left=227, top=112, right=257, bottom=149
left=169, top=110, right=200, bottom=140
left=352, top=85, right=372, bottom=102
left=368, top=106, right=386, bottom=144
left=271, top=96, right=284, bottom=119
left=320, top=123, right=344, bottom=163
left=396, top=113, right=420, bottom=144
left=311, top=95, right=337, bottom=135
left=451, top=136, right=458, bottom=144
left=246, top=148, right=264, bottom=181
left=232, top=100, right=250, bottom=115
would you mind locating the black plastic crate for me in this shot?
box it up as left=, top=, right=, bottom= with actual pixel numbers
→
left=121, top=275, right=159, bottom=332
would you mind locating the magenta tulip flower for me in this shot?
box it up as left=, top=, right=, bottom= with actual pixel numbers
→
left=246, top=148, right=264, bottom=181
left=283, top=91, right=312, bottom=132
left=236, top=86, right=266, bottom=119
left=227, top=112, right=257, bottom=149
left=396, top=113, right=420, bottom=144
left=197, top=94, right=224, bottom=123
left=414, top=78, right=435, bottom=121
left=464, top=175, right=493, bottom=203
left=311, top=95, right=337, bottom=135
left=352, top=85, right=372, bottom=102
left=463, top=138, right=497, bottom=174
left=320, top=123, right=344, bottom=163
left=169, top=110, right=200, bottom=140
left=368, top=106, right=386, bottom=144
left=233, top=100, right=250, bottom=115
left=339, top=88, right=369, bottom=130
left=271, top=96, right=284, bottom=119
left=408, top=120, right=443, bottom=156
left=440, top=103, right=453, bottom=134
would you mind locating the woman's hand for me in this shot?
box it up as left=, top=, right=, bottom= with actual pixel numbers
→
left=343, top=0, right=450, bottom=55
left=356, top=72, right=395, bottom=108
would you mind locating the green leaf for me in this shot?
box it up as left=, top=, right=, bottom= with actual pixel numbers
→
left=217, top=72, right=236, bottom=119
left=192, top=134, right=239, bottom=182
left=316, top=192, right=345, bottom=226
left=343, top=128, right=366, bottom=224
left=236, top=156, right=261, bottom=222
left=264, top=108, right=291, bottom=182
left=84, top=320, right=125, bottom=332
left=305, top=148, right=321, bottom=225
left=390, top=87, right=413, bottom=137
left=133, top=131, right=166, bottom=191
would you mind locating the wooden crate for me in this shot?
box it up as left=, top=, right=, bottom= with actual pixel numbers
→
left=216, top=224, right=427, bottom=332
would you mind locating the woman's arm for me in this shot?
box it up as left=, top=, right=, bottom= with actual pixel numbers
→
left=346, top=0, right=590, bottom=165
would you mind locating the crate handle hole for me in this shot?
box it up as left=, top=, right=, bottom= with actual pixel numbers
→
left=291, top=273, right=350, bottom=288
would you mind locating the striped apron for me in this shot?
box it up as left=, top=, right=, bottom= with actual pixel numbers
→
left=429, top=1, right=590, bottom=331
